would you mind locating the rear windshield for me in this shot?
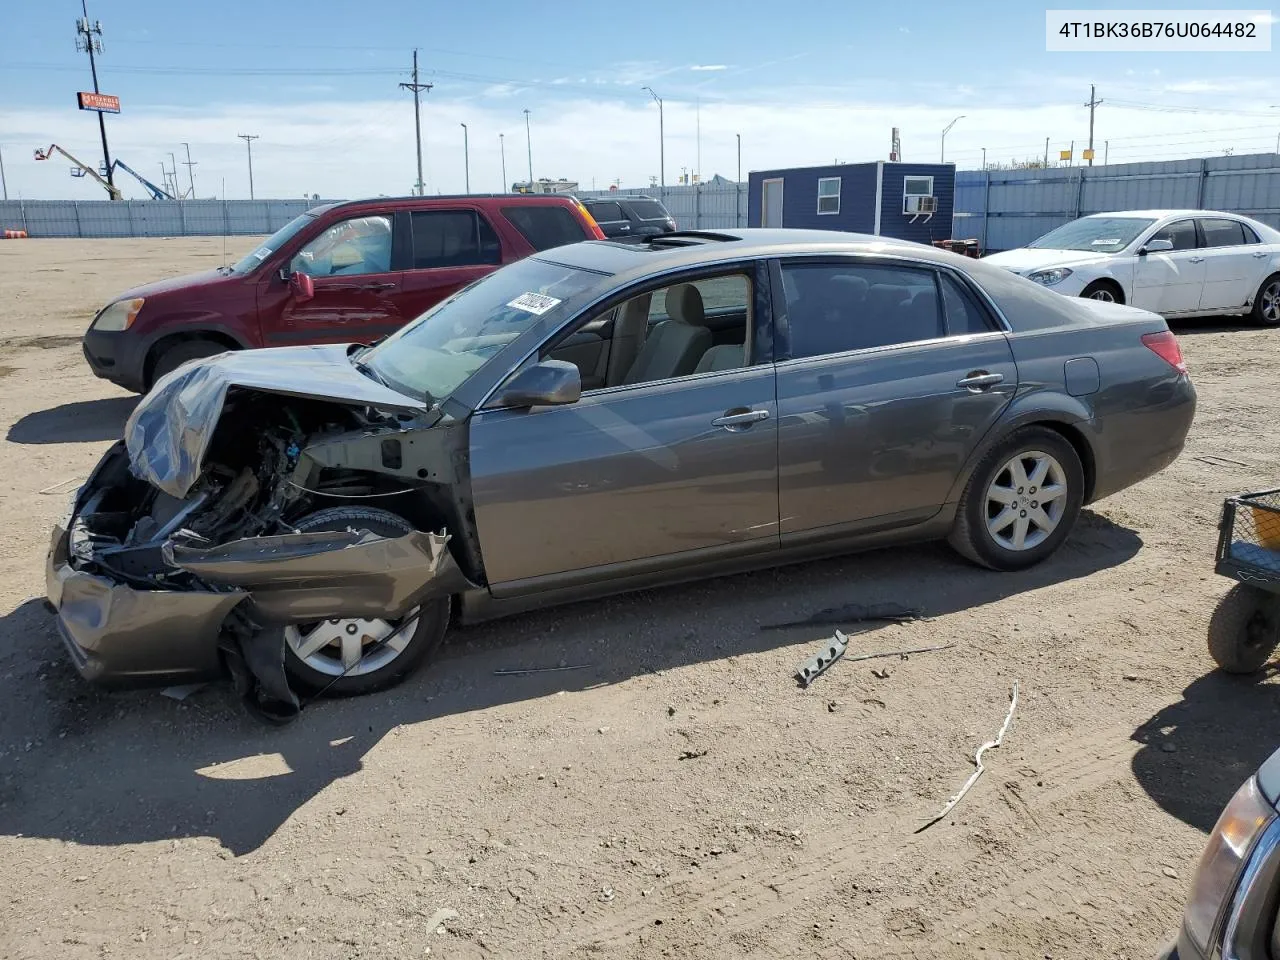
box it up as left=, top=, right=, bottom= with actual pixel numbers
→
left=628, top=199, right=669, bottom=220
left=1028, top=216, right=1155, bottom=253
left=502, top=205, right=589, bottom=251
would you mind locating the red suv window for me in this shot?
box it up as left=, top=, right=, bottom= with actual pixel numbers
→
left=501, top=205, right=589, bottom=251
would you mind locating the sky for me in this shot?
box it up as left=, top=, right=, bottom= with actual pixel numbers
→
left=1, top=0, right=1279, bottom=200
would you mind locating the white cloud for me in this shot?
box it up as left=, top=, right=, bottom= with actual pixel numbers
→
left=690, top=64, right=728, bottom=72
left=899, top=26, right=911, bottom=34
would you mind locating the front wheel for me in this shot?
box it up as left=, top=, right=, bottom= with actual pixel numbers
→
left=948, top=427, right=1085, bottom=571
left=1080, top=280, right=1124, bottom=304
left=281, top=507, right=451, bottom=697
left=1207, top=584, right=1280, bottom=674
left=1251, top=273, right=1280, bottom=327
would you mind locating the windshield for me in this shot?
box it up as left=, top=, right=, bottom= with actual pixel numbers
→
left=1028, top=217, right=1156, bottom=253
left=229, top=213, right=316, bottom=275
left=362, top=257, right=601, bottom=402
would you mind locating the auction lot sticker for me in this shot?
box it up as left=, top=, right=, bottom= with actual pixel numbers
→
left=1046, top=10, right=1272, bottom=50
left=507, top=293, right=563, bottom=315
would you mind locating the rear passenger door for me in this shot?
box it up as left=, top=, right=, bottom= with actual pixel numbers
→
left=395, top=209, right=504, bottom=322
left=773, top=258, right=1018, bottom=543
left=1198, top=217, right=1265, bottom=312
left=583, top=199, right=630, bottom=240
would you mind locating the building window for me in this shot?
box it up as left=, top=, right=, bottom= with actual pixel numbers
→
left=817, top=177, right=841, bottom=215
left=903, top=176, right=934, bottom=198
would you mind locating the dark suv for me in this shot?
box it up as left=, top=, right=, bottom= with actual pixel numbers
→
left=579, top=195, right=676, bottom=242
left=81, top=194, right=605, bottom=392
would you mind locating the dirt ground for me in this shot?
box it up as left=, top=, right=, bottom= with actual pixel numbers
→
left=1, top=237, right=1277, bottom=960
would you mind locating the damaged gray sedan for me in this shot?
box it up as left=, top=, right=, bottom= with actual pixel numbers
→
left=47, top=229, right=1196, bottom=718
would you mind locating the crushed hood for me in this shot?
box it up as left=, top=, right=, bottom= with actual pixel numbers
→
left=125, top=343, right=427, bottom=499
left=982, top=248, right=1114, bottom=274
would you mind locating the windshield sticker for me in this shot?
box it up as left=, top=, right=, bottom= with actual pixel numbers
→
left=1091, top=238, right=1120, bottom=246
left=506, top=292, right=562, bottom=315
left=251, top=246, right=272, bottom=261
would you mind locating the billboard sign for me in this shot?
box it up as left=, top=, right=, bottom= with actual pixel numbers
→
left=77, top=92, right=121, bottom=113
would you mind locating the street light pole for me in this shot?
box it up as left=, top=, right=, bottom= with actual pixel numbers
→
left=940, top=115, right=965, bottom=163
left=499, top=133, right=507, bottom=191
left=523, top=109, right=533, bottom=188
left=981, top=146, right=987, bottom=170
left=642, top=86, right=664, bottom=189
left=460, top=123, right=469, bottom=194
left=237, top=133, right=259, bottom=199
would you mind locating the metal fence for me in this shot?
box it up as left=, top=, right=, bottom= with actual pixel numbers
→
left=0, top=199, right=332, bottom=238
left=954, top=152, right=1280, bottom=253
left=576, top=183, right=748, bottom=230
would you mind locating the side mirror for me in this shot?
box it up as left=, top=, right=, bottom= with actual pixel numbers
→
left=1139, top=238, right=1174, bottom=255
left=289, top=269, right=315, bottom=302
left=496, top=359, right=581, bottom=409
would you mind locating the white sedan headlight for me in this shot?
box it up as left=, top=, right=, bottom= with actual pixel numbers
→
left=91, top=297, right=145, bottom=331
left=1027, top=268, right=1074, bottom=286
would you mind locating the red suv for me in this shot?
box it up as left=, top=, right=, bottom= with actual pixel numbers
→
left=81, top=194, right=606, bottom=392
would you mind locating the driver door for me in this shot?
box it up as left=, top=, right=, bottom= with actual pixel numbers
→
left=1131, top=218, right=1207, bottom=314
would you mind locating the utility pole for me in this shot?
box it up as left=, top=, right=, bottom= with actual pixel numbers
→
left=460, top=123, right=469, bottom=194
left=237, top=133, right=259, bottom=199
left=75, top=1, right=114, bottom=197
left=499, top=133, right=507, bottom=191
left=0, top=145, right=7, bottom=201
left=523, top=109, right=533, bottom=188
left=736, top=133, right=741, bottom=183
left=1084, top=84, right=1103, bottom=167
left=167, top=152, right=180, bottom=197
left=982, top=147, right=987, bottom=170
left=736, top=133, right=742, bottom=227
left=1044, top=137, right=1050, bottom=167
left=1104, top=140, right=1109, bottom=165
left=696, top=97, right=701, bottom=183
left=181, top=142, right=197, bottom=198
left=642, top=86, right=664, bottom=189
left=399, top=50, right=433, bottom=196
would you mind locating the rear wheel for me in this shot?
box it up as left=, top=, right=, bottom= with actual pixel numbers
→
left=1207, top=584, right=1280, bottom=674
left=1080, top=279, right=1124, bottom=304
left=1251, top=273, right=1280, bottom=327
left=281, top=507, right=451, bottom=697
left=949, top=427, right=1085, bottom=571
left=149, top=338, right=234, bottom=387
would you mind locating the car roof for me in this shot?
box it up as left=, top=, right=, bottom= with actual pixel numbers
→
left=1081, top=209, right=1256, bottom=220
left=315, top=194, right=578, bottom=216
left=534, top=228, right=967, bottom=280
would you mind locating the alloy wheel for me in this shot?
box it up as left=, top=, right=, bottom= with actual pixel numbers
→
left=285, top=612, right=420, bottom=677
left=1088, top=288, right=1116, bottom=302
left=985, top=451, right=1069, bottom=551
left=1263, top=281, right=1280, bottom=324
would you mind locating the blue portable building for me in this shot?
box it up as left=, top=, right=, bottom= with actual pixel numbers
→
left=747, top=161, right=956, bottom=243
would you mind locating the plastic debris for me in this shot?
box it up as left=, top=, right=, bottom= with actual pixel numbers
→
left=493, top=664, right=592, bottom=676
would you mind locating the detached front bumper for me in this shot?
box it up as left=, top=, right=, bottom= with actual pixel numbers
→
left=45, top=522, right=244, bottom=686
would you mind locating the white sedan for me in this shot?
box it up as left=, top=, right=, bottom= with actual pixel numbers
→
left=984, top=210, right=1280, bottom=324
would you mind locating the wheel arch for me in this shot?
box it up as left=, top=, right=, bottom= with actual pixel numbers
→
left=946, top=409, right=1098, bottom=507
left=143, top=328, right=247, bottom=388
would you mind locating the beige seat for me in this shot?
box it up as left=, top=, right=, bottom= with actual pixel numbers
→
left=622, top=284, right=713, bottom=385
left=694, top=344, right=744, bottom=373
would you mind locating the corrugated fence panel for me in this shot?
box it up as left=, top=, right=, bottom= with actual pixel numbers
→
left=954, top=152, right=1280, bottom=251
left=0, top=198, right=334, bottom=238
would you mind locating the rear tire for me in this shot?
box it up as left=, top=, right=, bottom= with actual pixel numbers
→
left=948, top=427, right=1085, bottom=571
left=1207, top=584, right=1280, bottom=674
left=1251, top=273, right=1280, bottom=327
left=281, top=506, right=451, bottom=697
left=1080, top=280, right=1124, bottom=304
left=149, top=339, right=234, bottom=388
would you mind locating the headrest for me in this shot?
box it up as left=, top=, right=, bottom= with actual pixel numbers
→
left=666, top=283, right=706, bottom=326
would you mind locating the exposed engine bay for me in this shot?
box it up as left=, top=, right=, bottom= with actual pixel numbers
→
left=48, top=346, right=483, bottom=723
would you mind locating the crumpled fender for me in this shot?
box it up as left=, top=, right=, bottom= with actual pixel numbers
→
left=165, top=528, right=470, bottom=624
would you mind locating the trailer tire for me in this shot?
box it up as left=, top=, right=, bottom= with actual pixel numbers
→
left=1207, top=583, right=1280, bottom=674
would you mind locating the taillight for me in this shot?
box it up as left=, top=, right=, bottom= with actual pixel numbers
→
left=574, top=201, right=606, bottom=240
left=1142, top=330, right=1187, bottom=374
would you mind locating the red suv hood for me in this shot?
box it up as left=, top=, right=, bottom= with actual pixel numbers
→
left=117, top=268, right=239, bottom=301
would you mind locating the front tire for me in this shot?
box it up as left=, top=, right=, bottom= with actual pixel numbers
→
left=282, top=507, right=451, bottom=697
left=149, top=338, right=234, bottom=388
left=949, top=427, right=1085, bottom=571
left=1251, top=273, right=1280, bottom=327
left=1207, top=584, right=1280, bottom=674
left=1080, top=280, right=1124, bottom=304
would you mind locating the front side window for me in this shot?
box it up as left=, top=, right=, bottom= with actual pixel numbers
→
left=1200, top=217, right=1248, bottom=248
left=410, top=210, right=501, bottom=268
left=290, top=215, right=393, bottom=277
left=363, top=257, right=599, bottom=402
left=1149, top=219, right=1199, bottom=251
left=781, top=262, right=944, bottom=359
left=502, top=205, right=589, bottom=251
left=1028, top=216, right=1155, bottom=253
left=817, top=177, right=841, bottom=215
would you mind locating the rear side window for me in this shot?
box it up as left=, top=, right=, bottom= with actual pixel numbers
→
left=410, top=210, right=501, bottom=268
left=502, top=205, right=589, bottom=251
left=586, top=200, right=624, bottom=222
left=1200, top=218, right=1248, bottom=248
left=1149, top=219, right=1198, bottom=251
left=781, top=262, right=944, bottom=359
left=627, top=199, right=669, bottom=220
left=939, top=274, right=995, bottom=335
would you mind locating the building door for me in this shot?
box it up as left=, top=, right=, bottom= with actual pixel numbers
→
left=762, top=178, right=784, bottom=227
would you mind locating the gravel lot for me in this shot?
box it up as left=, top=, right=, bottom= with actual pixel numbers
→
left=2, top=237, right=1278, bottom=960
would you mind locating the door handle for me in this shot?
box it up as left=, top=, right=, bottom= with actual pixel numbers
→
left=362, top=282, right=396, bottom=291
left=712, top=408, right=770, bottom=430
left=1255, top=251, right=1269, bottom=258
left=956, top=371, right=1004, bottom=391
left=1188, top=256, right=1205, bottom=264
